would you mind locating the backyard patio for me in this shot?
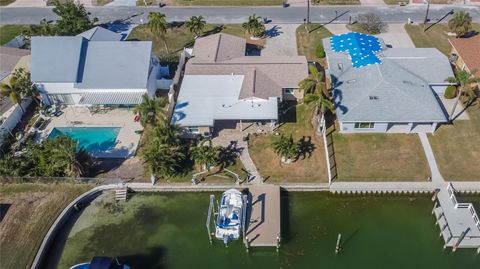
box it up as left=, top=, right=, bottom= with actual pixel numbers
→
left=35, top=106, right=142, bottom=158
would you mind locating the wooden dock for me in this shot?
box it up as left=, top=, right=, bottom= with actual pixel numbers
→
left=246, top=185, right=281, bottom=247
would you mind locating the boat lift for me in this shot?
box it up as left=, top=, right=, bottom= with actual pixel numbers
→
left=206, top=192, right=248, bottom=246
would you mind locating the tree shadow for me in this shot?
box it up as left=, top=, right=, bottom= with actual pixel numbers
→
left=218, top=141, right=242, bottom=169
left=308, top=10, right=350, bottom=33
left=118, top=246, right=168, bottom=269
left=298, top=136, right=315, bottom=160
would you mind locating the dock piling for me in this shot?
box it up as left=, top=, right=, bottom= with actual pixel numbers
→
left=335, top=233, right=342, bottom=254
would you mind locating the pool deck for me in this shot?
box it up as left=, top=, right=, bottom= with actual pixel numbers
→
left=246, top=185, right=281, bottom=248
left=38, top=106, right=142, bottom=158
left=433, top=183, right=480, bottom=250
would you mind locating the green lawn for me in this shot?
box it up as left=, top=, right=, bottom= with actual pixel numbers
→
left=249, top=103, right=328, bottom=183
left=0, top=183, right=92, bottom=269
left=312, top=0, right=360, bottom=4
left=0, top=0, right=15, bottom=6
left=0, top=25, right=29, bottom=46
left=428, top=107, right=480, bottom=181
left=296, top=24, right=333, bottom=62
left=138, top=0, right=283, bottom=5
left=127, top=24, right=262, bottom=59
left=383, top=0, right=405, bottom=4
left=331, top=128, right=431, bottom=181
left=405, top=23, right=480, bottom=56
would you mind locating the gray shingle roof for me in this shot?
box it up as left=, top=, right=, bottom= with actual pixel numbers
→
left=324, top=38, right=452, bottom=123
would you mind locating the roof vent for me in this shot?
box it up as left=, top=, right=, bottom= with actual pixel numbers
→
left=338, top=63, right=343, bottom=70
left=369, top=96, right=379, bottom=100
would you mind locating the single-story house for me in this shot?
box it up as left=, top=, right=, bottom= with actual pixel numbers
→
left=449, top=35, right=480, bottom=88
left=173, top=33, right=308, bottom=135
left=0, top=46, right=32, bottom=146
left=323, top=33, right=455, bottom=134
left=31, top=26, right=159, bottom=106
left=0, top=46, right=30, bottom=83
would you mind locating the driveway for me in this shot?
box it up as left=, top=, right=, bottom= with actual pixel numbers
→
left=326, top=23, right=415, bottom=48
left=360, top=0, right=386, bottom=5
left=7, top=0, right=46, bottom=7
left=262, top=24, right=299, bottom=57
left=376, top=23, right=415, bottom=48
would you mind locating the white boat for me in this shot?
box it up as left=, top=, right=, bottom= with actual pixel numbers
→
left=215, top=189, right=244, bottom=245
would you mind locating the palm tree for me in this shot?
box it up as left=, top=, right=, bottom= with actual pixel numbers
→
left=142, top=141, right=185, bottom=180
left=448, top=11, right=472, bottom=38
left=191, top=139, right=221, bottom=171
left=186, top=15, right=206, bottom=38
left=298, top=65, right=325, bottom=95
left=133, top=95, right=168, bottom=127
left=271, top=134, right=300, bottom=164
left=0, top=76, right=24, bottom=112
left=12, top=68, right=39, bottom=104
left=148, top=12, right=169, bottom=53
left=445, top=69, right=480, bottom=120
left=151, top=120, right=182, bottom=145
left=242, top=14, right=265, bottom=38
left=304, top=92, right=334, bottom=114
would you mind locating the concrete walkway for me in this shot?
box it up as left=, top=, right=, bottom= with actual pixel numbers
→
left=418, top=133, right=445, bottom=186
left=238, top=140, right=264, bottom=184
left=262, top=24, right=300, bottom=57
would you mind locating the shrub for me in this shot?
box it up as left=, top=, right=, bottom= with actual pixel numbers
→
left=315, top=44, right=325, bottom=58
left=444, top=85, right=457, bottom=99
left=357, top=12, right=387, bottom=35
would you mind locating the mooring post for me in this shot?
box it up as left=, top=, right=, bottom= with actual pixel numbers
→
left=335, top=233, right=342, bottom=254
left=276, top=235, right=280, bottom=252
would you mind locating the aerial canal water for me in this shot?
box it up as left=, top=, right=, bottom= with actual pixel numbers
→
left=43, top=192, right=480, bottom=269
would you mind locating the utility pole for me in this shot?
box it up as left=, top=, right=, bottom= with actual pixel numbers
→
left=423, top=0, right=431, bottom=32
left=307, top=0, right=310, bottom=24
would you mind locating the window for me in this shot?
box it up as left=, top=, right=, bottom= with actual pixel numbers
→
left=283, top=88, right=295, bottom=94
left=187, top=127, right=199, bottom=134
left=354, top=122, right=375, bottom=129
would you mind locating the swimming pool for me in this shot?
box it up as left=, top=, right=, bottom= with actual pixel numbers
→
left=48, top=127, right=120, bottom=152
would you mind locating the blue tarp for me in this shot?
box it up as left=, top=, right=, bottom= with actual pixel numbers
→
left=329, top=32, right=383, bottom=68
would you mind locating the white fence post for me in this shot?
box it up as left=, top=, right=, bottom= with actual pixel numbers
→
left=319, top=114, right=332, bottom=186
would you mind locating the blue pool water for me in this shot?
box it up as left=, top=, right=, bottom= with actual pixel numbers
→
left=48, top=127, right=120, bottom=152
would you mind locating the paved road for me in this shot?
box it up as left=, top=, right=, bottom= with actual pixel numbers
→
left=1, top=5, right=479, bottom=25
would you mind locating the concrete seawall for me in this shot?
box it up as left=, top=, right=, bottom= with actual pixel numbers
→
left=30, top=181, right=480, bottom=269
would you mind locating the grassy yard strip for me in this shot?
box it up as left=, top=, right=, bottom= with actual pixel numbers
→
left=0, top=25, right=29, bottom=46
left=332, top=130, right=431, bottom=181
left=127, top=24, right=264, bottom=58
left=141, top=0, right=284, bottom=6
left=296, top=24, right=333, bottom=62
left=428, top=107, right=480, bottom=181
left=405, top=23, right=480, bottom=56
left=0, top=183, right=92, bottom=269
left=249, top=103, right=328, bottom=183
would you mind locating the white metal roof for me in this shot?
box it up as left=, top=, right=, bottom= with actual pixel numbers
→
left=173, top=75, right=278, bottom=127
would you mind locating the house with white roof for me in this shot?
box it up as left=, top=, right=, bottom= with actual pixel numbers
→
left=323, top=33, right=455, bottom=134
left=31, top=26, right=159, bottom=106
left=173, top=33, right=308, bottom=136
